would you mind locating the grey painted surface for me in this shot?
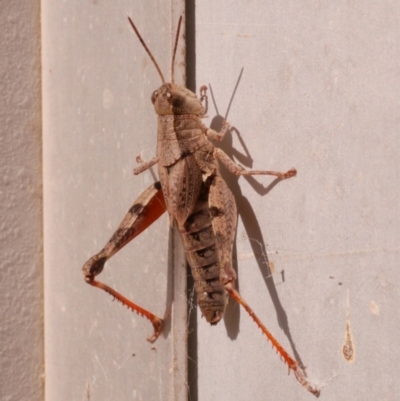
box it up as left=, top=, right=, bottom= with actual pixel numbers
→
left=0, top=2, right=44, bottom=401
left=193, top=2, right=400, bottom=401
left=42, top=2, right=186, bottom=401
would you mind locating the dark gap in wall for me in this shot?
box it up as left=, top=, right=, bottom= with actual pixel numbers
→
left=185, top=0, right=196, bottom=92
left=185, top=4, right=198, bottom=401
left=187, top=266, right=198, bottom=401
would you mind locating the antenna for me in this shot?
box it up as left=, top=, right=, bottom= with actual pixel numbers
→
left=171, top=16, right=183, bottom=84
left=128, top=17, right=165, bottom=84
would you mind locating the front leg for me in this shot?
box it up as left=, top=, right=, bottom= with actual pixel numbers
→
left=133, top=155, right=159, bottom=175
left=204, top=120, right=231, bottom=143
left=82, top=182, right=166, bottom=342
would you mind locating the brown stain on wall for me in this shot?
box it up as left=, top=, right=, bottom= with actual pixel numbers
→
left=342, top=290, right=356, bottom=363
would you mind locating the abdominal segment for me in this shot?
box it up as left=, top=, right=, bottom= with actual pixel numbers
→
left=180, top=203, right=227, bottom=324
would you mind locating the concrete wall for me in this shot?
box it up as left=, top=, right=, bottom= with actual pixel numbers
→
left=0, top=1, right=44, bottom=401
left=1, top=1, right=399, bottom=401
left=0, top=2, right=44, bottom=401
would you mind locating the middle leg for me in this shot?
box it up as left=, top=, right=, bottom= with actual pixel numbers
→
left=214, top=147, right=296, bottom=179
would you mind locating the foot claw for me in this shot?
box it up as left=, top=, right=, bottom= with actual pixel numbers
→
left=283, top=168, right=297, bottom=179
left=146, top=318, right=163, bottom=343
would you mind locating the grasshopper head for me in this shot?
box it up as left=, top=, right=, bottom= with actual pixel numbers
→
left=128, top=17, right=204, bottom=116
left=151, top=83, right=205, bottom=116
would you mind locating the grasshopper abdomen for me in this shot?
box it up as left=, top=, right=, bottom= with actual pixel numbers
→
left=180, top=190, right=229, bottom=324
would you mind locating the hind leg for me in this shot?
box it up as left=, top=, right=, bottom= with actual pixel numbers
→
left=82, top=182, right=166, bottom=342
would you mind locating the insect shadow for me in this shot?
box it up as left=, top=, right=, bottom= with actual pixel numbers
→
left=207, top=69, right=304, bottom=367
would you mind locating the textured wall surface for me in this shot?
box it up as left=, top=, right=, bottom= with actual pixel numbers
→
left=0, top=2, right=44, bottom=401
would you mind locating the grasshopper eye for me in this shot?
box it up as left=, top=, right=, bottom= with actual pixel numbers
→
left=151, top=90, right=158, bottom=104
left=170, top=94, right=184, bottom=108
left=166, top=92, right=172, bottom=98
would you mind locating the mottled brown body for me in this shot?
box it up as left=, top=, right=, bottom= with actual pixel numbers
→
left=154, top=91, right=237, bottom=323
left=81, top=16, right=319, bottom=396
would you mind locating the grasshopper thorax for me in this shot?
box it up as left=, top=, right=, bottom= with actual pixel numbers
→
left=151, top=83, right=205, bottom=116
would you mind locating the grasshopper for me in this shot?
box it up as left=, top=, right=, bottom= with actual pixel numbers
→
left=82, top=16, right=319, bottom=396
